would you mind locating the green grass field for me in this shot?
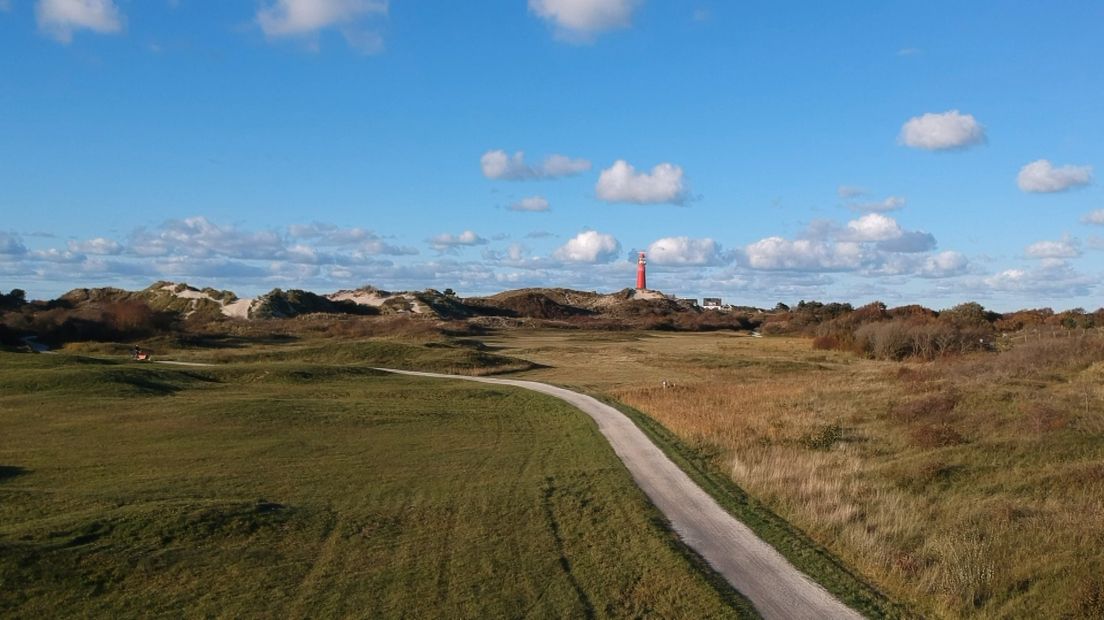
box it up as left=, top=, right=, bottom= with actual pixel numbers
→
left=0, top=351, right=753, bottom=618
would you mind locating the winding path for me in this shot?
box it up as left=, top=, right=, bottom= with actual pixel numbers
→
left=377, top=368, right=863, bottom=620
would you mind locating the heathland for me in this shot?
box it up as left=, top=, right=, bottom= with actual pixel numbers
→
left=484, top=330, right=1104, bottom=618
left=2, top=283, right=1103, bottom=618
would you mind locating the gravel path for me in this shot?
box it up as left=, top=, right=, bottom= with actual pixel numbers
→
left=378, top=368, right=863, bottom=620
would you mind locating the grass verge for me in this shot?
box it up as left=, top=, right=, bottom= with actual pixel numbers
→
left=596, top=395, right=912, bottom=619
left=0, top=351, right=755, bottom=617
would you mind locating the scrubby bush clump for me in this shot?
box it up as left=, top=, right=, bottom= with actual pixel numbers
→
left=803, top=302, right=999, bottom=360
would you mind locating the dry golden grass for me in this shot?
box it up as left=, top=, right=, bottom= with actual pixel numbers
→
left=491, top=329, right=1104, bottom=618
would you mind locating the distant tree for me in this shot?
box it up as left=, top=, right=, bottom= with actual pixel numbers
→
left=443, top=288, right=456, bottom=297
left=0, top=288, right=26, bottom=310
left=774, top=302, right=790, bottom=312
left=940, top=302, right=996, bottom=328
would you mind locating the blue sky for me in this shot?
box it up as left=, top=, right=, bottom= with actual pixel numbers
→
left=1, top=0, right=1102, bottom=310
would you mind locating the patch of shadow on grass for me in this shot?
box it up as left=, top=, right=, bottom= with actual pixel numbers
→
left=541, top=476, right=596, bottom=620
left=0, top=465, right=30, bottom=482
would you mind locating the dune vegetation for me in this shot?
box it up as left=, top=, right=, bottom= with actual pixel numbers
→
left=488, top=329, right=1104, bottom=618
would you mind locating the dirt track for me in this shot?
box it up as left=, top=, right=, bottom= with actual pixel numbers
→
left=378, top=368, right=863, bottom=620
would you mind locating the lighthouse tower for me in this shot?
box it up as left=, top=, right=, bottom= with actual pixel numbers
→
left=636, top=252, right=647, bottom=290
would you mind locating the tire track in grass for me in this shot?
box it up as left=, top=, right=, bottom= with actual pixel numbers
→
left=287, top=513, right=343, bottom=619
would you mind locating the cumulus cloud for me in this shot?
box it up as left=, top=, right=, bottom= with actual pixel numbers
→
left=287, top=222, right=417, bottom=255
left=528, top=0, right=640, bottom=42
left=482, top=243, right=537, bottom=266
left=898, top=110, right=985, bottom=151
left=31, top=248, right=85, bottom=263
left=920, top=251, right=968, bottom=278
left=36, top=0, right=124, bottom=43
left=257, top=0, right=388, bottom=53
left=877, top=250, right=968, bottom=278
left=1016, top=159, right=1093, bottom=193
left=980, top=262, right=1097, bottom=298
left=1026, top=236, right=1081, bottom=259
left=1081, top=209, right=1104, bottom=226
left=844, top=213, right=903, bottom=242
left=646, top=236, right=722, bottom=266
left=542, top=154, right=592, bottom=177
left=847, top=196, right=905, bottom=212
left=508, top=196, right=551, bottom=212
left=596, top=160, right=688, bottom=205
left=130, top=217, right=285, bottom=259
left=743, top=238, right=865, bottom=271
left=67, top=237, right=123, bottom=255
left=429, top=230, right=487, bottom=251
left=481, top=150, right=591, bottom=180
left=553, top=230, right=620, bottom=263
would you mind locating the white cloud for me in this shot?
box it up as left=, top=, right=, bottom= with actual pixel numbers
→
left=1026, top=236, right=1081, bottom=259
left=508, top=196, right=551, bottom=212
left=646, top=236, right=721, bottom=266
left=847, top=195, right=905, bottom=212
left=898, top=110, right=985, bottom=151
left=1016, top=159, right=1093, bottom=193
left=67, top=237, right=123, bottom=255
left=837, top=185, right=867, bottom=199
left=429, top=230, right=487, bottom=251
left=980, top=262, right=1097, bottom=298
left=1081, top=209, right=1104, bottom=226
left=480, top=150, right=591, bottom=180
left=596, top=160, right=688, bottom=205
left=287, top=222, right=416, bottom=255
left=528, top=0, right=640, bottom=42
left=844, top=213, right=903, bottom=242
left=257, top=0, right=388, bottom=52
left=31, top=248, right=84, bottom=263
left=130, top=217, right=285, bottom=259
left=258, top=0, right=386, bottom=35
left=744, top=237, right=865, bottom=271
left=920, top=251, right=968, bottom=278
left=541, top=154, right=592, bottom=177
left=36, top=0, right=124, bottom=43
left=482, top=243, right=535, bottom=265
left=553, top=230, right=621, bottom=263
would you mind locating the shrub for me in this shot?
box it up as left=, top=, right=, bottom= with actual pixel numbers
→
left=799, top=423, right=843, bottom=450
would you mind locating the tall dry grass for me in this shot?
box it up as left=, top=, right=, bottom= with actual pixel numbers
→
left=499, top=331, right=1104, bottom=618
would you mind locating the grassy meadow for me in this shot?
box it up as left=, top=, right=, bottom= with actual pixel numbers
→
left=486, top=329, right=1104, bottom=618
left=0, top=347, right=752, bottom=618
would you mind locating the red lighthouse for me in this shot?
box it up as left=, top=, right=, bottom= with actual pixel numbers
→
left=636, top=252, right=647, bottom=290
